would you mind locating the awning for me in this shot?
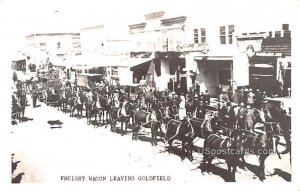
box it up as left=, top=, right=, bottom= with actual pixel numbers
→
left=194, top=56, right=232, bottom=61
left=249, top=64, right=274, bottom=68
left=72, top=65, right=104, bottom=70
left=77, top=73, right=103, bottom=77
left=129, top=58, right=153, bottom=69
left=251, top=74, right=274, bottom=77
left=129, top=58, right=153, bottom=77
left=72, top=65, right=89, bottom=70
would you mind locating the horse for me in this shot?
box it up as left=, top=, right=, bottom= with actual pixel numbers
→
left=239, top=121, right=284, bottom=181
left=201, top=129, right=243, bottom=182
left=40, top=89, right=48, bottom=104
left=18, top=93, right=27, bottom=120
left=185, top=98, right=195, bottom=117
left=262, top=106, right=291, bottom=163
left=161, top=115, right=195, bottom=160
left=68, top=92, right=85, bottom=118
left=85, top=95, right=103, bottom=126
left=97, top=94, right=112, bottom=125
left=47, top=89, right=60, bottom=108
left=233, top=106, right=265, bottom=132
left=131, top=108, right=162, bottom=145
left=157, top=106, right=193, bottom=159
left=59, top=89, right=72, bottom=112
left=168, top=104, right=179, bottom=120
left=11, top=99, right=22, bottom=123
left=108, top=102, right=133, bottom=133
left=144, top=91, right=154, bottom=108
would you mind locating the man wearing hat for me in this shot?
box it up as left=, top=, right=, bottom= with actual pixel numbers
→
left=254, top=89, right=263, bottom=109
left=197, top=100, right=206, bottom=119
left=246, top=88, right=255, bottom=107
left=218, top=102, right=227, bottom=125
left=243, top=88, right=249, bottom=104
left=244, top=104, right=255, bottom=132
left=204, top=90, right=210, bottom=105
left=219, top=90, right=229, bottom=103
left=195, top=82, right=200, bottom=96
left=119, top=89, right=128, bottom=108
left=187, top=87, right=194, bottom=99
left=236, top=102, right=246, bottom=130
left=139, top=76, right=147, bottom=87
left=192, top=94, right=199, bottom=112
left=31, top=89, right=38, bottom=108
left=199, top=92, right=205, bottom=103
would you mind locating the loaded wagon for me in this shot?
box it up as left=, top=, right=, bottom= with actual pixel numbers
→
left=124, top=83, right=140, bottom=101
left=77, top=73, right=103, bottom=89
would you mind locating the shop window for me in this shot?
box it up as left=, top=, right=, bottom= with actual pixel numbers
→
left=228, top=25, right=234, bottom=44
left=275, top=31, right=281, bottom=38
left=268, top=31, right=273, bottom=37
left=194, top=29, right=199, bottom=43
left=282, top=24, right=289, bottom=30
left=57, top=42, right=61, bottom=50
left=162, top=30, right=168, bottom=50
left=219, top=26, right=226, bottom=44
left=284, top=30, right=291, bottom=38
left=218, top=69, right=231, bottom=85
left=200, top=28, right=206, bottom=43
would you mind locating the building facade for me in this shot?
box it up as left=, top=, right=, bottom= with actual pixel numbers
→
left=80, top=25, right=131, bottom=85
left=235, top=24, right=291, bottom=97
left=26, top=32, right=81, bottom=66
left=129, top=11, right=186, bottom=91
left=181, top=19, right=292, bottom=97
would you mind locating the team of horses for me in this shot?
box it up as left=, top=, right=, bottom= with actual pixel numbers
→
left=35, top=85, right=290, bottom=182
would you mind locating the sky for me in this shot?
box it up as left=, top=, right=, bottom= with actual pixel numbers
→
left=0, top=0, right=299, bottom=50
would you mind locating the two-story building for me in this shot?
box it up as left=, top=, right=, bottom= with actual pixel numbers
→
left=129, top=11, right=186, bottom=91
left=235, top=24, right=291, bottom=97
left=181, top=19, right=292, bottom=97
left=80, top=24, right=131, bottom=85
left=25, top=32, right=81, bottom=81
left=26, top=32, right=81, bottom=65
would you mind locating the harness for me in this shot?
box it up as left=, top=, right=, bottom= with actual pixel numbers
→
left=165, top=119, right=182, bottom=141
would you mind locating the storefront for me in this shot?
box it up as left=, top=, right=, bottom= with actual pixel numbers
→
left=181, top=43, right=234, bottom=97
left=236, top=31, right=291, bottom=97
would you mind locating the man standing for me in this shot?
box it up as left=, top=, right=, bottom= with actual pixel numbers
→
left=139, top=76, right=147, bottom=87
left=236, top=102, right=246, bottom=130
left=175, top=84, right=181, bottom=96
left=244, top=105, right=255, bottom=132
left=246, top=88, right=255, bottom=107
left=195, top=82, right=200, bottom=96
left=254, top=89, right=262, bottom=109
left=199, top=92, right=205, bottom=102
left=219, top=90, right=230, bottom=103
left=204, top=90, right=210, bottom=105
left=217, top=84, right=223, bottom=97
left=32, top=89, right=38, bottom=108
left=73, top=78, right=78, bottom=91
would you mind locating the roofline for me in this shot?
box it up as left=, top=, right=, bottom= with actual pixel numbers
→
left=26, top=33, right=80, bottom=38
left=81, top=25, right=105, bottom=31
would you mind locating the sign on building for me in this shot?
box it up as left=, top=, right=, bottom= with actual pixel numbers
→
left=233, top=53, right=249, bottom=87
